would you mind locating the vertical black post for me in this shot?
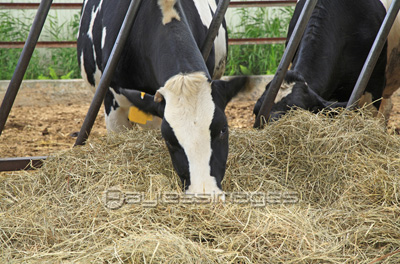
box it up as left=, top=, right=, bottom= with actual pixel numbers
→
left=253, top=0, right=318, bottom=128
left=201, top=0, right=230, bottom=62
left=346, top=0, right=400, bottom=109
left=74, top=0, right=143, bottom=146
left=0, top=0, right=53, bottom=136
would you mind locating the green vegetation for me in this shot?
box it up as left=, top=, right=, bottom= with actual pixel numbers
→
left=225, top=7, right=294, bottom=75
left=0, top=11, right=80, bottom=80
left=0, top=7, right=293, bottom=80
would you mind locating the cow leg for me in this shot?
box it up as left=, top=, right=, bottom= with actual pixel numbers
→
left=104, top=88, right=132, bottom=132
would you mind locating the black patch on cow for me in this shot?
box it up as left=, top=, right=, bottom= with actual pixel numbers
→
left=161, top=119, right=190, bottom=189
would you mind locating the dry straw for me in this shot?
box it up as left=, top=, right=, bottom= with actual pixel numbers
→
left=1, top=109, right=400, bottom=263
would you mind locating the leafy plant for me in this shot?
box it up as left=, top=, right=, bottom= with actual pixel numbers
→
left=0, top=11, right=45, bottom=80
left=0, top=10, right=80, bottom=80
left=225, top=6, right=294, bottom=76
left=38, top=67, right=75, bottom=80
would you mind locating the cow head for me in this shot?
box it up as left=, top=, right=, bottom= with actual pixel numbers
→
left=253, top=71, right=347, bottom=121
left=120, top=72, right=248, bottom=198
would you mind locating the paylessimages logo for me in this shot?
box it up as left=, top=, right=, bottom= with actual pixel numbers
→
left=102, top=186, right=299, bottom=209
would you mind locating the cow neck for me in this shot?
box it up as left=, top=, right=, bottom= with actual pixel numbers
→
left=158, top=6, right=209, bottom=86
left=290, top=6, right=340, bottom=99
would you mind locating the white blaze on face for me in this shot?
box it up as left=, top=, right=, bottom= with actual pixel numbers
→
left=274, top=82, right=295, bottom=104
left=157, top=72, right=222, bottom=195
left=193, top=0, right=227, bottom=78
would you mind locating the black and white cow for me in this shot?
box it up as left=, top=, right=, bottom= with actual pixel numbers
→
left=254, top=0, right=388, bottom=121
left=77, top=0, right=247, bottom=197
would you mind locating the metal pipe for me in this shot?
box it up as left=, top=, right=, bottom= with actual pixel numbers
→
left=0, top=38, right=287, bottom=49
left=0, top=1, right=297, bottom=10
left=0, top=156, right=46, bottom=171
left=202, top=0, right=231, bottom=62
left=346, top=0, right=400, bottom=110
left=0, top=41, right=77, bottom=49
left=74, top=0, right=143, bottom=146
left=253, top=0, right=318, bottom=128
left=0, top=0, right=53, bottom=136
left=0, top=3, right=81, bottom=9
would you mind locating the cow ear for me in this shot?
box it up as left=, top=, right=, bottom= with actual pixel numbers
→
left=119, top=88, right=165, bottom=118
left=211, top=76, right=249, bottom=110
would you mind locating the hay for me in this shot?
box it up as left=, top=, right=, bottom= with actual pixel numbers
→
left=1, top=109, right=400, bottom=263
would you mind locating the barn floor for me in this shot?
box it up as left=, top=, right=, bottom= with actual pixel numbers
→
left=1, top=78, right=400, bottom=158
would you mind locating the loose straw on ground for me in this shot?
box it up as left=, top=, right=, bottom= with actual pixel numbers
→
left=1, top=109, right=400, bottom=263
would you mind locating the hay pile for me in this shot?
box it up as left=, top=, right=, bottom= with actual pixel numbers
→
left=1, top=109, right=400, bottom=263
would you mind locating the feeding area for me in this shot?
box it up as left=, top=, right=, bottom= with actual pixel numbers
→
left=1, top=109, right=400, bottom=263
left=2, top=0, right=400, bottom=262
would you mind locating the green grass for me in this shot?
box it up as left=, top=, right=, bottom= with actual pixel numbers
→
left=0, top=7, right=293, bottom=80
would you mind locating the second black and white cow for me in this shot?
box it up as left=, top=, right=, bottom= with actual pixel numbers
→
left=254, top=0, right=388, bottom=121
left=77, top=0, right=247, bottom=197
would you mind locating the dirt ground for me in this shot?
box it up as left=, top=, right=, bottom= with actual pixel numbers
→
left=1, top=80, right=400, bottom=158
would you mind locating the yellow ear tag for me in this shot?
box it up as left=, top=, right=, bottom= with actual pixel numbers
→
left=128, top=92, right=153, bottom=124
left=129, top=106, right=153, bottom=124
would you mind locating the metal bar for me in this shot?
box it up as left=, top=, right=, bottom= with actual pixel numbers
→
left=74, top=0, right=143, bottom=146
left=0, top=0, right=53, bottom=136
left=0, top=156, right=47, bottom=171
left=230, top=0, right=297, bottom=7
left=0, top=41, right=77, bottom=49
left=229, top=37, right=286, bottom=45
left=0, top=1, right=296, bottom=10
left=346, top=0, right=400, bottom=110
left=0, top=38, right=287, bottom=48
left=254, top=0, right=318, bottom=128
left=202, top=0, right=231, bottom=61
left=0, top=3, right=82, bottom=9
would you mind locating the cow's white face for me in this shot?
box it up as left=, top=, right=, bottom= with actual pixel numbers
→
left=157, top=73, right=221, bottom=195
left=120, top=72, right=248, bottom=197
